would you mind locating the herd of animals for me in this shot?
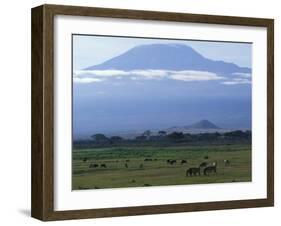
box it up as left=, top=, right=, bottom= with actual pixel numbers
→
left=86, top=156, right=231, bottom=177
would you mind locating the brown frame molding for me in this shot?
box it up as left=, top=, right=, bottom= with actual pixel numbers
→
left=31, top=4, right=274, bottom=221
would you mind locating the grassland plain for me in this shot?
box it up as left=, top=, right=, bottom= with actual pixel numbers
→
left=72, top=144, right=251, bottom=190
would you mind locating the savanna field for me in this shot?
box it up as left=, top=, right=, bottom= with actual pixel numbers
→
left=72, top=144, right=251, bottom=190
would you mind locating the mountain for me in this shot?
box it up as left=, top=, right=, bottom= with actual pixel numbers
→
left=187, top=119, right=220, bottom=129
left=85, top=43, right=251, bottom=74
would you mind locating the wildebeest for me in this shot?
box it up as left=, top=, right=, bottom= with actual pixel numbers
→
left=169, top=160, right=177, bottom=165
left=224, top=159, right=230, bottom=166
left=89, top=163, right=98, bottom=168
left=181, top=160, right=187, bottom=164
left=144, top=158, right=153, bottom=161
left=100, top=163, right=107, bottom=168
left=83, top=157, right=88, bottom=162
left=199, top=162, right=208, bottom=168
left=186, top=167, right=200, bottom=176
left=203, top=165, right=217, bottom=175
left=204, top=155, right=209, bottom=159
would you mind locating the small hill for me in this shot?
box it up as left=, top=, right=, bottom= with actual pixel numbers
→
left=167, top=120, right=220, bottom=132
left=187, top=119, right=220, bottom=129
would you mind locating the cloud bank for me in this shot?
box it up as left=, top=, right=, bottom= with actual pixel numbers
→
left=221, top=78, right=251, bottom=85
left=74, top=69, right=225, bottom=83
left=74, top=69, right=251, bottom=85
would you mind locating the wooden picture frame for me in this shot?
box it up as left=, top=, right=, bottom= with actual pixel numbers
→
left=31, top=4, right=274, bottom=221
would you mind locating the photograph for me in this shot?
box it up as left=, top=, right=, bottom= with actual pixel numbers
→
left=72, top=35, right=252, bottom=190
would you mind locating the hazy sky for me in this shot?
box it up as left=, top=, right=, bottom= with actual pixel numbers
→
left=72, top=35, right=252, bottom=136
left=73, top=35, right=252, bottom=70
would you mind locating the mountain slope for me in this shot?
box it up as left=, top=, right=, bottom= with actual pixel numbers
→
left=85, top=43, right=251, bottom=74
left=187, top=119, right=220, bottom=129
left=168, top=120, right=220, bottom=131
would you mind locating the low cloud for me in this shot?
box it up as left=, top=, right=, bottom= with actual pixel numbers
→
left=221, top=78, right=251, bottom=85
left=170, top=71, right=224, bottom=82
left=73, top=77, right=104, bottom=83
left=74, top=69, right=225, bottom=83
left=232, top=72, right=251, bottom=78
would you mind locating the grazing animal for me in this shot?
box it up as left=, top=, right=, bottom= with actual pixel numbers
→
left=83, top=157, right=88, bottom=162
left=204, top=155, right=209, bottom=159
left=167, top=159, right=171, bottom=163
left=199, top=162, right=208, bottom=168
left=169, top=160, right=177, bottom=165
left=203, top=166, right=217, bottom=175
left=212, top=161, right=217, bottom=167
left=100, top=163, right=107, bottom=168
left=181, top=160, right=187, bottom=164
left=126, top=159, right=130, bottom=162
left=144, top=158, right=153, bottom=161
left=89, top=163, right=99, bottom=168
left=125, top=163, right=128, bottom=168
left=186, top=167, right=200, bottom=176
left=224, top=159, right=230, bottom=166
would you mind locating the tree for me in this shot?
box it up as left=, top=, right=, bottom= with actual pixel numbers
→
left=167, top=132, right=184, bottom=140
left=142, top=130, right=151, bottom=138
left=110, top=136, right=123, bottom=143
left=158, top=130, right=167, bottom=136
left=135, top=135, right=147, bottom=141
left=91, top=133, right=109, bottom=144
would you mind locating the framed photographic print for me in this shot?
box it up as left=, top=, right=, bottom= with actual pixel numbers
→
left=31, top=4, right=274, bottom=221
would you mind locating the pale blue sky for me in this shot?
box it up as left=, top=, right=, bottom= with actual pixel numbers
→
left=73, top=35, right=252, bottom=70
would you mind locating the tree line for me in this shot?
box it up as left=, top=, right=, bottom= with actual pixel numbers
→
left=73, top=130, right=251, bottom=149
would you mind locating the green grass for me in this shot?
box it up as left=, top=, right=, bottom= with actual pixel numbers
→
left=72, top=144, right=251, bottom=190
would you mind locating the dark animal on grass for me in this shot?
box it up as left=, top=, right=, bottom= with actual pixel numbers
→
left=144, top=158, right=153, bottom=161
left=154, top=158, right=158, bottom=161
left=125, top=163, right=128, bottom=168
left=100, top=163, right=107, bottom=168
left=204, top=155, right=209, bottom=159
left=126, top=159, right=130, bottom=162
left=224, top=159, right=230, bottom=166
left=181, top=160, right=187, bottom=164
left=186, top=167, right=200, bottom=176
left=89, top=163, right=99, bottom=168
left=167, top=159, right=171, bottom=164
left=83, top=157, right=88, bottom=162
left=144, top=183, right=152, bottom=186
left=203, top=166, right=217, bottom=175
left=199, top=162, right=208, bottom=168
left=169, top=160, right=177, bottom=165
